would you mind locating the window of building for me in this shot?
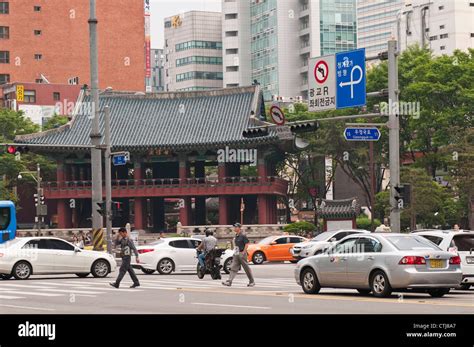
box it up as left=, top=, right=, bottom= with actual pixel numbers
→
left=0, top=26, right=8, bottom=39
left=225, top=31, right=238, bottom=37
left=440, top=33, right=448, bottom=39
left=438, top=5, right=444, bottom=10
left=34, top=5, right=41, bottom=12
left=35, top=79, right=43, bottom=83
left=226, top=48, right=238, bottom=54
left=24, top=90, right=36, bottom=103
left=53, top=92, right=60, bottom=101
left=439, top=25, right=445, bottom=30
left=429, top=35, right=438, bottom=41
left=0, top=2, right=9, bottom=14
left=440, top=46, right=446, bottom=50
left=34, top=29, right=42, bottom=36
left=164, top=20, right=171, bottom=28
left=0, top=74, right=9, bottom=84
left=471, top=33, right=474, bottom=38
left=0, top=50, right=9, bottom=63
left=34, top=53, right=43, bottom=60
left=225, top=13, right=238, bottom=20
left=226, top=66, right=239, bottom=72
left=176, top=71, right=223, bottom=83
left=175, top=40, right=222, bottom=52
left=176, top=56, right=222, bottom=67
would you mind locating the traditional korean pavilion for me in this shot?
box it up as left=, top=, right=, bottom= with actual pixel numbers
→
left=16, top=86, right=292, bottom=231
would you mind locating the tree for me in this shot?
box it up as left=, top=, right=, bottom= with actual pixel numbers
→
left=43, top=114, right=69, bottom=131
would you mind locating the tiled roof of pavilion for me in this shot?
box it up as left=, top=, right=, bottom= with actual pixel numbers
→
left=317, top=198, right=361, bottom=219
left=15, top=86, right=280, bottom=152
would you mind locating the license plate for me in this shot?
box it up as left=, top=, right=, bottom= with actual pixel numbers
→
left=467, top=257, right=474, bottom=264
left=430, top=259, right=444, bottom=268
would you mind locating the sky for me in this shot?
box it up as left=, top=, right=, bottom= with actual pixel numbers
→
left=150, top=0, right=222, bottom=48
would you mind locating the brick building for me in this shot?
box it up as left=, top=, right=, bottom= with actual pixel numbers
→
left=0, top=0, right=145, bottom=91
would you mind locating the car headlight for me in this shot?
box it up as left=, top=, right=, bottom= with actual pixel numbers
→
left=302, top=244, right=312, bottom=249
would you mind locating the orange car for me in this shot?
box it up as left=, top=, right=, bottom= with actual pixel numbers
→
left=247, top=235, right=307, bottom=264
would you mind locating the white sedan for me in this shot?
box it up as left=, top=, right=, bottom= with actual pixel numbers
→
left=0, top=237, right=117, bottom=280
left=131, top=237, right=234, bottom=275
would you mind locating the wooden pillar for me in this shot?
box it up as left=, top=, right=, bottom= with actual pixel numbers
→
left=133, top=162, right=146, bottom=230
left=195, top=161, right=206, bottom=225
left=218, top=162, right=229, bottom=225
left=57, top=199, right=72, bottom=229
left=179, top=156, right=192, bottom=226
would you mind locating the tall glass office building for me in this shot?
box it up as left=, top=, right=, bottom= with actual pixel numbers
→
left=248, top=0, right=357, bottom=101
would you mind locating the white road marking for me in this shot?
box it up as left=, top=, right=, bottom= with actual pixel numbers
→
left=191, top=302, right=271, bottom=310
left=0, top=304, right=55, bottom=311
left=37, top=288, right=104, bottom=295
left=0, top=290, right=64, bottom=297
left=0, top=294, right=25, bottom=299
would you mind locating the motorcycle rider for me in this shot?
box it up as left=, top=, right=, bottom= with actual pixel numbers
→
left=197, top=229, right=217, bottom=270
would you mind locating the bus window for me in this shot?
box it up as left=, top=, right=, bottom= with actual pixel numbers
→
left=0, top=207, right=10, bottom=230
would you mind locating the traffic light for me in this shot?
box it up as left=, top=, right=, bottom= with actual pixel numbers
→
left=112, top=201, right=123, bottom=218
left=242, top=127, right=269, bottom=138
left=394, top=184, right=411, bottom=208
left=5, top=145, right=29, bottom=155
left=289, top=121, right=319, bottom=134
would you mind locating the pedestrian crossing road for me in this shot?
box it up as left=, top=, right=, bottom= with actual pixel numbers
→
left=0, top=264, right=473, bottom=314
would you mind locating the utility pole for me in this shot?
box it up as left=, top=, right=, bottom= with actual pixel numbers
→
left=89, top=0, right=104, bottom=247
left=104, top=105, right=113, bottom=254
left=369, top=141, right=376, bottom=232
left=388, top=40, right=401, bottom=232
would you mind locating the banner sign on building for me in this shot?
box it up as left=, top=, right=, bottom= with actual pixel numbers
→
left=308, top=56, right=336, bottom=112
left=144, top=0, right=151, bottom=78
left=16, top=85, right=24, bottom=102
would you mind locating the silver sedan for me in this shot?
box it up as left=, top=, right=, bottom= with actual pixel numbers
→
left=295, top=233, right=462, bottom=298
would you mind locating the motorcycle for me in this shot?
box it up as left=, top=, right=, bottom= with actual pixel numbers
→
left=196, top=248, right=226, bottom=280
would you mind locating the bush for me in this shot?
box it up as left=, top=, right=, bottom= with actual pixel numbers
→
left=356, top=217, right=381, bottom=231
left=284, top=221, right=316, bottom=237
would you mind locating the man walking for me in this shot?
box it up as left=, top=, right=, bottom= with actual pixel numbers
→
left=110, top=227, right=140, bottom=289
left=222, top=223, right=255, bottom=287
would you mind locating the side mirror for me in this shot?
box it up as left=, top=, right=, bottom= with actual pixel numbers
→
left=74, top=247, right=81, bottom=253
left=330, top=238, right=337, bottom=242
left=270, top=241, right=277, bottom=245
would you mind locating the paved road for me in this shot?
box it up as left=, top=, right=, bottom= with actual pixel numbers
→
left=0, top=263, right=473, bottom=314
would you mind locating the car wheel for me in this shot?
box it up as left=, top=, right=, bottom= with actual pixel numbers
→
left=458, top=284, right=471, bottom=290
left=91, top=259, right=110, bottom=278
left=75, top=273, right=90, bottom=278
left=141, top=268, right=156, bottom=275
left=428, top=288, right=450, bottom=298
left=370, top=270, right=392, bottom=298
left=252, top=251, right=265, bottom=265
left=157, top=258, right=174, bottom=275
left=357, top=289, right=371, bottom=295
left=12, top=261, right=32, bottom=280
left=0, top=274, right=13, bottom=280
left=223, top=258, right=232, bottom=274
left=300, top=267, right=321, bottom=294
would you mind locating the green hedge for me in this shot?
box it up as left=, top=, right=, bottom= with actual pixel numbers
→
left=356, top=217, right=381, bottom=230
left=284, top=221, right=317, bottom=236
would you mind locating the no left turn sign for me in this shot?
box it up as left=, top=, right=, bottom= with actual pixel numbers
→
left=269, top=105, right=285, bottom=126
left=314, top=60, right=329, bottom=84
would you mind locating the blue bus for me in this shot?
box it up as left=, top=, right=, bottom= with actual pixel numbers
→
left=0, top=201, right=16, bottom=244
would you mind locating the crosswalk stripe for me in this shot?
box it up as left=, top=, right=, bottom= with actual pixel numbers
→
left=0, top=290, right=64, bottom=297
left=0, top=294, right=25, bottom=299
left=34, top=281, right=92, bottom=287
left=0, top=284, right=56, bottom=290
left=37, top=288, right=103, bottom=295
left=74, top=286, right=144, bottom=292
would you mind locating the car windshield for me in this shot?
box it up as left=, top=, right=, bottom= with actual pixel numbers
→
left=312, top=232, right=335, bottom=242
left=258, top=236, right=277, bottom=245
left=149, top=239, right=165, bottom=246
left=452, top=234, right=474, bottom=252
left=386, top=235, right=440, bottom=251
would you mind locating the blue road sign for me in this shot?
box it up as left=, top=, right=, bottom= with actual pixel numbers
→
left=113, top=152, right=129, bottom=166
left=344, top=127, right=381, bottom=141
left=336, top=48, right=366, bottom=109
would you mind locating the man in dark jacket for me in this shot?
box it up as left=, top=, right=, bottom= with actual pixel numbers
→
left=110, top=227, right=140, bottom=289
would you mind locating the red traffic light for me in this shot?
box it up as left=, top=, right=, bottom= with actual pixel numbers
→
left=5, top=145, right=29, bottom=155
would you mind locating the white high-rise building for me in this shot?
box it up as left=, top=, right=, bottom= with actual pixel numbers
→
left=222, top=0, right=252, bottom=88
left=357, top=0, right=404, bottom=58
left=164, top=11, right=223, bottom=92
left=399, top=0, right=474, bottom=55
left=225, top=0, right=357, bottom=102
